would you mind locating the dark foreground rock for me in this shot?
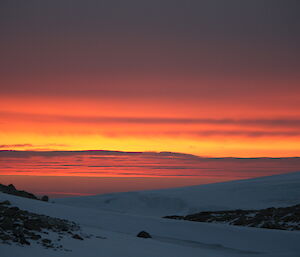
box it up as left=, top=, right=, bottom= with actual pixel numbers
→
left=0, top=200, right=88, bottom=249
left=0, top=183, right=49, bottom=202
left=72, top=234, right=84, bottom=240
left=164, top=204, right=300, bottom=231
left=41, top=195, right=49, bottom=202
left=137, top=231, right=152, bottom=238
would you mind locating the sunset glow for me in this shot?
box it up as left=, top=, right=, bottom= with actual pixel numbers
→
left=1, top=95, right=300, bottom=157
left=1, top=150, right=300, bottom=197
left=0, top=1, right=300, bottom=196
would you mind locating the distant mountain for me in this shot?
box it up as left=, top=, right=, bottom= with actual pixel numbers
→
left=56, top=171, right=300, bottom=216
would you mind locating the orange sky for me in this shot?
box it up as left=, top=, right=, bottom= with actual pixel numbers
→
left=1, top=1, right=300, bottom=158
left=1, top=2, right=300, bottom=198
left=0, top=93, right=300, bottom=157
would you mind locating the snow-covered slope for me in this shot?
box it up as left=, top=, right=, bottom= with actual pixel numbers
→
left=1, top=192, right=300, bottom=257
left=56, top=171, right=300, bottom=216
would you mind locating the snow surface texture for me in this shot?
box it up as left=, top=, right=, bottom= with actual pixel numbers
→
left=1, top=172, right=300, bottom=257
left=1, top=191, right=300, bottom=257
left=56, top=171, right=300, bottom=216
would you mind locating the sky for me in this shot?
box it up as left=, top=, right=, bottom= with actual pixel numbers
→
left=0, top=1, right=300, bottom=195
left=1, top=1, right=300, bottom=157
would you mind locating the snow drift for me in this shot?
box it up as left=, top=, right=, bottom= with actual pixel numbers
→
left=56, top=171, right=300, bottom=216
left=1, top=172, right=300, bottom=257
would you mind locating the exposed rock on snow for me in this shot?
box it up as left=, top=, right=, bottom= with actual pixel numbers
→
left=1, top=188, right=300, bottom=257
left=0, top=200, right=87, bottom=249
left=72, top=234, right=84, bottom=240
left=164, top=204, right=300, bottom=231
left=136, top=231, right=152, bottom=238
left=41, top=195, right=49, bottom=202
left=0, top=183, right=49, bottom=202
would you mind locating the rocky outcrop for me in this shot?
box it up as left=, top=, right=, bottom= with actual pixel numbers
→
left=164, top=204, right=300, bottom=231
left=0, top=183, right=49, bottom=202
left=0, top=200, right=87, bottom=249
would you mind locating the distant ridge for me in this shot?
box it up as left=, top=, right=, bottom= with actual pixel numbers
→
left=1, top=149, right=299, bottom=159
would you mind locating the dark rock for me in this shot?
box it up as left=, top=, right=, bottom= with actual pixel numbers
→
left=61, top=225, right=69, bottom=231
left=164, top=203, right=300, bottom=231
left=41, top=195, right=49, bottom=202
left=284, top=214, right=300, bottom=222
left=0, top=200, right=11, bottom=205
left=41, top=238, right=54, bottom=248
left=0, top=218, right=15, bottom=230
left=12, top=228, right=31, bottom=245
left=260, top=208, right=275, bottom=216
left=233, top=216, right=251, bottom=226
left=42, top=238, right=52, bottom=244
left=163, top=215, right=183, bottom=220
left=42, top=239, right=53, bottom=248
left=0, top=183, right=39, bottom=200
left=4, top=207, right=20, bottom=217
left=186, top=213, right=211, bottom=222
left=24, top=220, right=42, bottom=231
left=19, top=236, right=30, bottom=245
left=261, top=222, right=284, bottom=230
left=31, top=234, right=42, bottom=240
left=137, top=231, right=152, bottom=238
left=72, top=234, right=84, bottom=240
left=8, top=184, right=16, bottom=191
left=0, top=202, right=87, bottom=249
left=0, top=233, right=12, bottom=241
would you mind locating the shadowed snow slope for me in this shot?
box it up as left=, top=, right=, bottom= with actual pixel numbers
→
left=1, top=192, right=300, bottom=257
left=56, top=171, right=300, bottom=216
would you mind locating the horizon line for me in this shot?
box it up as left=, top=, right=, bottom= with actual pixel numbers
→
left=1, top=149, right=300, bottom=159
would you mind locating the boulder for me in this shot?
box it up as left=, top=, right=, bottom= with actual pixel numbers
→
left=72, top=234, right=84, bottom=240
left=0, top=200, right=11, bottom=205
left=0, top=217, right=15, bottom=230
left=41, top=195, right=49, bottom=202
left=137, top=231, right=152, bottom=238
left=4, top=207, right=20, bottom=217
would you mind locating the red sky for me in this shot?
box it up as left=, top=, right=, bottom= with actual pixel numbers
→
left=1, top=151, right=299, bottom=197
left=1, top=2, right=300, bottom=157
left=0, top=1, right=300, bottom=193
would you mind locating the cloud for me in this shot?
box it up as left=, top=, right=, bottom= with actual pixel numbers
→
left=1, top=111, right=300, bottom=128
left=1, top=0, right=299, bottom=99
left=164, top=130, right=300, bottom=138
left=1, top=150, right=299, bottom=179
left=0, top=143, right=68, bottom=149
left=0, top=144, right=33, bottom=148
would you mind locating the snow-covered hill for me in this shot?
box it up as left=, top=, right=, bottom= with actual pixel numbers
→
left=1, top=190, right=300, bottom=257
left=1, top=172, right=300, bottom=257
left=56, top=171, right=300, bottom=216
